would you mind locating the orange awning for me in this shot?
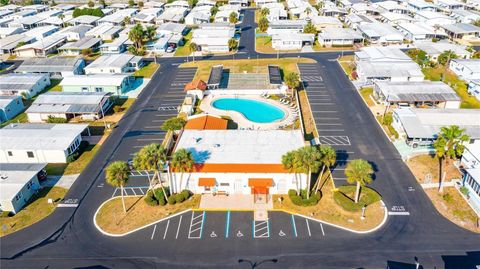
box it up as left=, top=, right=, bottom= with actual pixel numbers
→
left=248, top=178, right=273, bottom=187
left=198, top=178, right=216, bottom=187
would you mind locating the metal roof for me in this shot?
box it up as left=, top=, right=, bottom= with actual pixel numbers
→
left=318, top=28, right=363, bottom=40
left=15, top=57, right=84, bottom=73
left=0, top=96, right=22, bottom=108
left=441, top=23, right=480, bottom=34
left=0, top=73, right=48, bottom=92
left=0, top=123, right=88, bottom=151
left=60, top=74, right=130, bottom=87
left=374, top=81, right=460, bottom=102
left=268, top=65, right=282, bottom=85
left=59, top=36, right=101, bottom=50
left=85, top=54, right=136, bottom=70
left=208, top=65, right=223, bottom=86
left=0, top=163, right=47, bottom=201
left=357, top=61, right=424, bottom=78
left=394, top=108, right=480, bottom=139
left=26, top=92, right=110, bottom=114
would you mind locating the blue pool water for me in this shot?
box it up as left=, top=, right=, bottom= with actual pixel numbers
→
left=212, top=98, right=285, bottom=123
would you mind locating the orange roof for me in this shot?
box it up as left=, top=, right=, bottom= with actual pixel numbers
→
left=198, top=178, right=216, bottom=186
left=248, top=178, right=273, bottom=187
left=184, top=79, right=207, bottom=92
left=171, top=163, right=289, bottom=173
left=184, top=115, right=228, bottom=130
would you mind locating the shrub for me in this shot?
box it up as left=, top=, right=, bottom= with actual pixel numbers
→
left=154, top=188, right=168, bottom=205
left=333, top=186, right=382, bottom=212
left=443, top=193, right=453, bottom=203
left=66, top=152, right=80, bottom=163
left=288, top=189, right=297, bottom=197
left=113, top=105, right=123, bottom=113
left=180, top=189, right=191, bottom=200
left=167, top=195, right=176, bottom=205
left=144, top=193, right=158, bottom=206
left=46, top=116, right=68, bottom=123
left=0, top=211, right=13, bottom=218
left=174, top=193, right=185, bottom=203
left=288, top=190, right=321, bottom=207
left=460, top=186, right=469, bottom=196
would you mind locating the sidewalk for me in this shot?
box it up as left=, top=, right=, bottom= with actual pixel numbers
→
left=199, top=194, right=273, bottom=211
left=41, top=174, right=80, bottom=189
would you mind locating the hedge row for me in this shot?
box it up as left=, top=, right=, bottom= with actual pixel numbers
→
left=144, top=188, right=191, bottom=206
left=333, top=186, right=381, bottom=212
left=288, top=189, right=321, bottom=207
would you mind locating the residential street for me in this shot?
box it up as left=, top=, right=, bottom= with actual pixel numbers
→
left=1, top=10, right=479, bottom=269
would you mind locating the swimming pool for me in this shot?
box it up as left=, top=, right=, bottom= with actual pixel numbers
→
left=212, top=98, right=286, bottom=123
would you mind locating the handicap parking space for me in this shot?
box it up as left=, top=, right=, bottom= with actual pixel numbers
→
left=127, top=210, right=349, bottom=243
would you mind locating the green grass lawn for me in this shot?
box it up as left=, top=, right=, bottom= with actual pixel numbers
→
left=359, top=87, right=374, bottom=107
left=133, top=62, right=160, bottom=79
left=174, top=31, right=193, bottom=57
left=338, top=55, right=355, bottom=80
left=46, top=141, right=102, bottom=176
left=423, top=66, right=480, bottom=109
left=0, top=187, right=67, bottom=237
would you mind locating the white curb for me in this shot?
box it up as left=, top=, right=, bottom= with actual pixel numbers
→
left=93, top=196, right=192, bottom=237
left=293, top=200, right=389, bottom=234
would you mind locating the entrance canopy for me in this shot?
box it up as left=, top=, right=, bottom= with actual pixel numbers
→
left=198, top=177, right=216, bottom=187
left=248, top=178, right=273, bottom=187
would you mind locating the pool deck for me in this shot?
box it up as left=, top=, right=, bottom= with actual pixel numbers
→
left=200, top=94, right=298, bottom=130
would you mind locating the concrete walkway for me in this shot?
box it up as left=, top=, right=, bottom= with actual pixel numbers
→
left=41, top=174, right=80, bottom=189
left=199, top=194, right=273, bottom=211
left=420, top=181, right=457, bottom=189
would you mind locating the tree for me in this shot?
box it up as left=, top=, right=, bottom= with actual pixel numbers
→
left=88, top=0, right=94, bottom=7
left=15, top=41, right=26, bottom=48
left=472, top=50, right=480, bottom=59
left=313, top=145, right=337, bottom=193
left=282, top=150, right=301, bottom=192
left=161, top=117, right=186, bottom=132
left=229, top=12, right=238, bottom=24
left=438, top=50, right=458, bottom=82
left=1, top=0, right=9, bottom=5
left=296, top=146, right=322, bottom=199
left=58, top=13, right=65, bottom=27
left=433, top=126, right=469, bottom=193
left=129, top=24, right=145, bottom=50
left=133, top=144, right=169, bottom=201
left=211, top=5, right=218, bottom=15
left=145, top=25, right=156, bottom=42
left=123, top=16, right=131, bottom=25
left=284, top=72, right=300, bottom=91
left=138, top=1, right=144, bottom=7
left=189, top=42, right=198, bottom=61
left=106, top=161, right=131, bottom=213
left=438, top=50, right=458, bottom=66
left=171, top=149, right=194, bottom=193
left=473, top=19, right=480, bottom=27
left=260, top=7, right=269, bottom=17
left=128, top=0, right=135, bottom=7
left=99, top=0, right=106, bottom=7
left=303, top=22, right=317, bottom=34
left=305, top=7, right=312, bottom=16
left=188, top=0, right=198, bottom=7
left=407, top=49, right=428, bottom=67
left=81, top=48, right=93, bottom=56
left=228, top=38, right=238, bottom=51
left=91, top=8, right=104, bottom=17
left=345, top=159, right=373, bottom=203
left=258, top=16, right=269, bottom=32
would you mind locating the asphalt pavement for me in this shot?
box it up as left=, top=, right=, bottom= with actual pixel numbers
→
left=1, top=9, right=479, bottom=269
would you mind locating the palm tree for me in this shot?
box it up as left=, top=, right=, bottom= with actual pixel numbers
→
left=123, top=16, right=131, bottom=25
left=129, top=24, right=145, bottom=51
left=438, top=50, right=458, bottom=82
left=161, top=117, right=186, bottom=133
left=345, top=159, right=373, bottom=203
left=314, top=145, right=337, bottom=193
left=171, top=149, right=195, bottom=193
left=145, top=25, right=156, bottom=42
left=258, top=16, right=269, bottom=32
left=58, top=14, right=65, bottom=28
left=282, top=150, right=301, bottom=192
left=228, top=38, right=238, bottom=51
left=189, top=42, right=198, bottom=62
left=260, top=7, right=269, bottom=17
left=433, top=125, right=469, bottom=193
left=296, top=146, right=322, bottom=199
left=106, top=161, right=131, bottom=213
left=133, top=144, right=169, bottom=201
left=284, top=72, right=300, bottom=97
left=229, top=12, right=238, bottom=24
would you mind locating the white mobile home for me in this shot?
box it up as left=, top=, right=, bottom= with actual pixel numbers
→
left=0, top=123, right=89, bottom=164
left=0, top=163, right=46, bottom=214
left=15, top=57, right=85, bottom=78
left=0, top=73, right=50, bottom=98
left=449, top=59, right=480, bottom=81
left=84, top=54, right=144, bottom=74
left=0, top=96, right=25, bottom=123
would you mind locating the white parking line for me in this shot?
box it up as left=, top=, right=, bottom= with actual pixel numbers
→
left=131, top=188, right=137, bottom=195
left=320, top=223, right=325, bottom=236
left=163, top=219, right=170, bottom=240
left=151, top=225, right=157, bottom=240
left=176, top=215, right=183, bottom=239
left=305, top=219, right=311, bottom=237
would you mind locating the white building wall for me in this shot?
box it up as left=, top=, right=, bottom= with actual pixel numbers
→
left=170, top=172, right=307, bottom=195
left=444, top=100, right=461, bottom=109
left=0, top=175, right=40, bottom=213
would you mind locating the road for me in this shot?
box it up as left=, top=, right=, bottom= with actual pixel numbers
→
left=1, top=10, right=479, bottom=269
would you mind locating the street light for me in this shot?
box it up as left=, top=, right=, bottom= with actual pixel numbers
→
left=238, top=258, right=278, bottom=268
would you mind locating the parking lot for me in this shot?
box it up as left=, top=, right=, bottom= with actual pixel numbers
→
left=124, top=210, right=344, bottom=242
left=298, top=63, right=356, bottom=184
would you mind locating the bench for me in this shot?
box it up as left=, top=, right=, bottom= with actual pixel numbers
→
left=213, top=190, right=229, bottom=196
